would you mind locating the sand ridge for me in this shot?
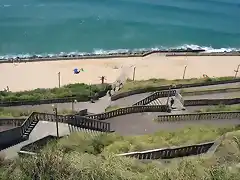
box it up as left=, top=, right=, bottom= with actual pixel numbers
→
left=0, top=54, right=239, bottom=91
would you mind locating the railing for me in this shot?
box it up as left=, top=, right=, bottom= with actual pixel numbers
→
left=86, top=105, right=170, bottom=120
left=117, top=141, right=214, bottom=160
left=0, top=112, right=113, bottom=150
left=111, top=78, right=240, bottom=101
left=155, top=111, right=240, bottom=122
left=0, top=118, right=25, bottom=127
left=132, top=90, right=176, bottom=106
left=34, top=112, right=111, bottom=132
left=184, top=98, right=240, bottom=106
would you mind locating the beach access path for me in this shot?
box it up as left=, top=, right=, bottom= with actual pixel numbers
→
left=0, top=55, right=239, bottom=91
left=2, top=82, right=240, bottom=113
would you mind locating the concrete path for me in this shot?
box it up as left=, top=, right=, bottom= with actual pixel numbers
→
left=3, top=95, right=111, bottom=114
left=103, top=112, right=240, bottom=136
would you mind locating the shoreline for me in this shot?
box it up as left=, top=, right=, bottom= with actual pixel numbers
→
left=1, top=50, right=240, bottom=64
left=0, top=54, right=239, bottom=92
left=0, top=49, right=205, bottom=63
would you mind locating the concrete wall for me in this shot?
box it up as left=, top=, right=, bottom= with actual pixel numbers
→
left=0, top=127, right=22, bottom=149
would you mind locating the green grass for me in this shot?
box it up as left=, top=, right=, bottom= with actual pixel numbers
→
left=105, top=105, right=121, bottom=112
left=0, top=83, right=110, bottom=103
left=195, top=104, right=240, bottom=113
left=58, top=125, right=238, bottom=155
left=0, top=107, right=75, bottom=118
left=1, top=125, right=240, bottom=180
left=119, top=76, right=236, bottom=93
left=181, top=85, right=240, bottom=93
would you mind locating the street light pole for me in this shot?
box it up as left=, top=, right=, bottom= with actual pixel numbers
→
left=183, top=65, right=187, bottom=79
left=234, top=64, right=240, bottom=78
left=58, top=72, right=61, bottom=88
left=132, top=66, right=136, bottom=81
left=52, top=105, right=59, bottom=138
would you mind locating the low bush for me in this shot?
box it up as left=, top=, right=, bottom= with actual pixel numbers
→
left=0, top=83, right=111, bottom=103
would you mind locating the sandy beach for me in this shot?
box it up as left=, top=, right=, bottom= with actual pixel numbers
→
left=0, top=54, right=239, bottom=92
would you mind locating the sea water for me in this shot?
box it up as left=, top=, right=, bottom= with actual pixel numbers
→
left=0, top=0, right=240, bottom=58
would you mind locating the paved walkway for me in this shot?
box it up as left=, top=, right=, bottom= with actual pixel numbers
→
left=103, top=112, right=240, bottom=136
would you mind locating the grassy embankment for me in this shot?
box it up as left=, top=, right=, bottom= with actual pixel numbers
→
left=1, top=125, right=240, bottom=180
left=0, top=83, right=109, bottom=103
left=119, top=76, right=238, bottom=93
left=195, top=104, right=240, bottom=113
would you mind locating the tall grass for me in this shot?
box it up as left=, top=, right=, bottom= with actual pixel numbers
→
left=1, top=127, right=240, bottom=180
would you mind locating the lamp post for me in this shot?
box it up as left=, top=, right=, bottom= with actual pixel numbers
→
left=132, top=66, right=136, bottom=81
left=52, top=104, right=59, bottom=138
left=58, top=72, right=61, bottom=88
left=71, top=99, right=77, bottom=112
left=182, top=65, right=187, bottom=79
left=234, top=64, right=240, bottom=78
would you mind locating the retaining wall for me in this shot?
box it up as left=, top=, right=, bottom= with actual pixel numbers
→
left=155, top=111, right=240, bottom=122
left=111, top=78, right=240, bottom=101
left=132, top=90, right=176, bottom=106
left=166, top=53, right=240, bottom=56
left=0, top=127, right=22, bottom=149
left=86, top=105, right=170, bottom=120
left=184, top=98, right=240, bottom=106
left=118, top=142, right=214, bottom=160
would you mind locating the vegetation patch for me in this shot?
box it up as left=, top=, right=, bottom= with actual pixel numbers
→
left=0, top=108, right=75, bottom=118
left=0, top=83, right=110, bottom=103
left=1, top=125, right=240, bottom=180
left=105, top=105, right=121, bottom=112
left=119, top=76, right=237, bottom=93
left=195, top=104, right=240, bottom=113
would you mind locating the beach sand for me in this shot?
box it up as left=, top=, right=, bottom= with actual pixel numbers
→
left=0, top=54, right=239, bottom=92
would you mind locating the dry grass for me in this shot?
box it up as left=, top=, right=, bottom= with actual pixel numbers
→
left=1, top=126, right=240, bottom=180
left=119, top=76, right=236, bottom=93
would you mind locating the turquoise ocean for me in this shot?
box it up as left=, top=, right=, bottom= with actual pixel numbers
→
left=1, top=0, right=240, bottom=58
